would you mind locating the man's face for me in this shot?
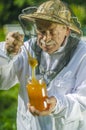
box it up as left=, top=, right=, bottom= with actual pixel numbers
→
left=36, top=20, right=70, bottom=54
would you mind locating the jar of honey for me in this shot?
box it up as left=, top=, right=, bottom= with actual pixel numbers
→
left=26, top=78, right=49, bottom=111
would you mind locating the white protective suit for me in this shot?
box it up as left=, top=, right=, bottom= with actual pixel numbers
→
left=0, top=37, right=86, bottom=130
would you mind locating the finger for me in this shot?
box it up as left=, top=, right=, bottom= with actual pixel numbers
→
left=46, top=97, right=57, bottom=112
left=46, top=97, right=57, bottom=104
left=28, top=105, right=40, bottom=116
left=38, top=109, right=52, bottom=116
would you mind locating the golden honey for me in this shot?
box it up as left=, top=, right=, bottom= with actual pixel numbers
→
left=26, top=52, right=49, bottom=111
left=27, top=78, right=49, bottom=111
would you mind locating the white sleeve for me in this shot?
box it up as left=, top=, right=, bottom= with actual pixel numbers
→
left=51, top=55, right=86, bottom=121
left=0, top=60, right=19, bottom=90
left=0, top=42, right=19, bottom=90
left=0, top=42, right=9, bottom=66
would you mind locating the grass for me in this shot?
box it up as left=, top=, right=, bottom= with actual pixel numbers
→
left=0, top=84, right=19, bottom=130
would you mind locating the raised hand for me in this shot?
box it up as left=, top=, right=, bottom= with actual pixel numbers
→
left=5, top=31, right=24, bottom=55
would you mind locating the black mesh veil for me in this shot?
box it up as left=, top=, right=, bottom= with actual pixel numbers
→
left=18, top=7, right=37, bottom=40
left=18, top=0, right=82, bottom=40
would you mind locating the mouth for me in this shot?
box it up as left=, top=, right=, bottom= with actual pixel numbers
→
left=38, top=39, right=58, bottom=54
left=43, top=46, right=55, bottom=54
left=40, top=39, right=56, bottom=46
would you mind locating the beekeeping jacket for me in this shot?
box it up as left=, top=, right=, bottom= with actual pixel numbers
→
left=0, top=35, right=86, bottom=130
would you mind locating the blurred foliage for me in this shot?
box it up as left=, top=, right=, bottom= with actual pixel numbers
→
left=0, top=84, right=19, bottom=130
left=0, top=0, right=46, bottom=26
left=0, top=0, right=86, bottom=38
left=64, top=0, right=86, bottom=5
left=70, top=4, right=86, bottom=26
left=0, top=28, right=5, bottom=41
left=0, top=0, right=86, bottom=27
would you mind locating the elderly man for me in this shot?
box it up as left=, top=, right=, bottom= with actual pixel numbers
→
left=0, top=0, right=86, bottom=130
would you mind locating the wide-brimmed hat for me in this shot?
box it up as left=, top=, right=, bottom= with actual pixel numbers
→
left=21, top=0, right=81, bottom=34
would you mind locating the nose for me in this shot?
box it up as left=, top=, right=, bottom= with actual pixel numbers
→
left=42, top=31, right=52, bottom=43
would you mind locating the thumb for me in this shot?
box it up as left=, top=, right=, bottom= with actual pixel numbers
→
left=46, top=96, right=57, bottom=104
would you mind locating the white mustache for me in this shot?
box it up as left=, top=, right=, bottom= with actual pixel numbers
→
left=40, top=39, right=56, bottom=46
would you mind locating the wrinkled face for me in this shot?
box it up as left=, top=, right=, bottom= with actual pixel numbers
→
left=36, top=20, right=70, bottom=54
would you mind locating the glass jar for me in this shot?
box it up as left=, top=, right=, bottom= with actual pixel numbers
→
left=26, top=78, right=49, bottom=111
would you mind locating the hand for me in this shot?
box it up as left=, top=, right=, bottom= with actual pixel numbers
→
left=5, top=32, right=24, bottom=55
left=28, top=96, right=57, bottom=116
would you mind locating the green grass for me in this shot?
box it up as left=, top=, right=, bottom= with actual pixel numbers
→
left=0, top=84, right=19, bottom=130
left=0, top=27, right=5, bottom=41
